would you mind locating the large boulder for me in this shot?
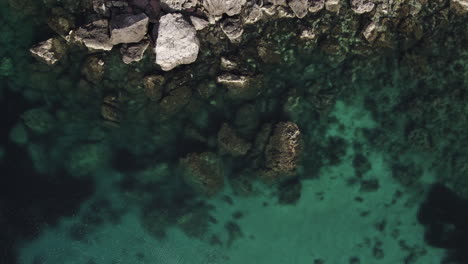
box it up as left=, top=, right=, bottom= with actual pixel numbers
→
left=155, top=13, right=200, bottom=71
left=110, top=13, right=149, bottom=45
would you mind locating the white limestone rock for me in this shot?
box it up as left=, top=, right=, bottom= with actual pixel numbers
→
left=155, top=13, right=200, bottom=71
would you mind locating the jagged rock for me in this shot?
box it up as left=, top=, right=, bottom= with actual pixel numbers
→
left=155, top=13, right=200, bottom=71
left=243, top=3, right=263, bottom=24
left=143, top=75, right=165, bottom=101
left=190, top=16, right=209, bottom=30
left=30, top=37, right=67, bottom=65
left=263, top=121, right=301, bottom=177
left=309, top=0, right=325, bottom=12
left=161, top=0, right=198, bottom=11
left=451, top=0, right=468, bottom=15
left=217, top=123, right=251, bottom=156
left=180, top=152, right=224, bottom=196
left=288, top=0, right=309, bottom=18
left=81, top=56, right=105, bottom=84
left=121, top=38, right=150, bottom=64
left=351, top=0, right=375, bottom=14
left=110, top=13, right=149, bottom=45
left=220, top=17, right=244, bottom=42
left=70, top=19, right=113, bottom=51
left=202, top=0, right=247, bottom=22
left=325, top=0, right=341, bottom=12
left=21, top=108, right=55, bottom=134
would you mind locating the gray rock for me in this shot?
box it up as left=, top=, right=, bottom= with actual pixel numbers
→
left=121, top=38, right=150, bottom=64
left=325, top=0, right=341, bottom=12
left=351, top=0, right=375, bottom=14
left=30, top=37, right=67, bottom=65
left=202, top=0, right=247, bottom=22
left=220, top=57, right=238, bottom=71
left=309, top=0, right=325, bottom=13
left=220, top=17, right=244, bottom=42
left=70, top=19, right=113, bottom=51
left=288, top=0, right=309, bottom=18
left=92, top=0, right=109, bottom=16
left=161, top=0, right=198, bottom=11
left=190, top=16, right=209, bottom=30
left=110, top=13, right=149, bottom=45
left=155, top=13, right=200, bottom=71
left=243, top=3, right=263, bottom=24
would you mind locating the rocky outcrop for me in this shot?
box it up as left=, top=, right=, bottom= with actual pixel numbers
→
left=110, top=13, right=149, bottom=45
left=30, top=37, right=67, bottom=65
left=155, top=13, right=200, bottom=71
left=69, top=19, right=113, bottom=51
left=121, top=39, right=150, bottom=64
left=180, top=152, right=224, bottom=196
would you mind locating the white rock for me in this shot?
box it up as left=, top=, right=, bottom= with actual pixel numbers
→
left=243, top=3, right=263, bottom=24
left=155, top=13, right=200, bottom=71
left=325, top=0, right=341, bottom=13
left=288, top=0, right=309, bottom=18
left=110, top=13, right=149, bottom=45
left=30, top=37, right=67, bottom=65
left=190, top=16, right=209, bottom=30
left=351, top=0, right=375, bottom=14
left=161, top=0, right=198, bottom=11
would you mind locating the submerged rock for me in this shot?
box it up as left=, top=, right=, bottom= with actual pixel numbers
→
left=81, top=56, right=105, bottom=84
left=260, top=122, right=302, bottom=182
left=30, top=37, right=67, bottom=65
left=217, top=123, right=251, bottom=156
left=155, top=13, right=200, bottom=71
left=70, top=19, right=113, bottom=51
left=21, top=108, right=55, bottom=134
left=180, top=152, right=224, bottom=196
left=143, top=75, right=165, bottom=101
left=110, top=13, right=149, bottom=45
left=121, top=38, right=150, bottom=64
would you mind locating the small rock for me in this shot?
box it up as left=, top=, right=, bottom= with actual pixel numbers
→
left=325, top=0, right=341, bottom=13
left=220, top=57, right=238, bottom=71
left=309, top=0, right=325, bottom=12
left=81, top=56, right=105, bottom=84
left=30, top=37, right=67, bottom=65
left=70, top=19, right=113, bottom=51
left=220, top=17, right=244, bottom=42
left=155, top=13, right=200, bottom=71
left=451, top=0, right=468, bottom=15
left=180, top=152, right=224, bottom=196
left=203, top=0, right=247, bottom=22
left=363, top=21, right=379, bottom=43
left=121, top=38, right=150, bottom=64
left=351, top=0, right=375, bottom=14
left=161, top=0, right=198, bottom=11
left=288, top=0, right=309, bottom=18
left=93, top=0, right=110, bottom=16
left=217, top=123, right=252, bottom=156
left=217, top=74, right=249, bottom=93
left=277, top=6, right=296, bottom=18
left=110, top=13, right=149, bottom=45
left=47, top=8, right=75, bottom=37
left=190, top=16, right=209, bottom=30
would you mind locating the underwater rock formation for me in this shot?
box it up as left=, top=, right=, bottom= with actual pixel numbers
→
left=180, top=152, right=224, bottom=196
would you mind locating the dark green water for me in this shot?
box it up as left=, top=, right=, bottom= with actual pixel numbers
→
left=1, top=1, right=468, bottom=264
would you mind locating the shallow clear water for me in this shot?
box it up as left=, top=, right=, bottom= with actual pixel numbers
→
left=1, top=1, right=468, bottom=264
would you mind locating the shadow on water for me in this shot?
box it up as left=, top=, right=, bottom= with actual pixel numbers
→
left=418, top=183, right=468, bottom=264
left=0, top=89, right=95, bottom=264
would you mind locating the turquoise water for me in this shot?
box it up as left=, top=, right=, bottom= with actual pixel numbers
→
left=1, top=1, right=468, bottom=264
